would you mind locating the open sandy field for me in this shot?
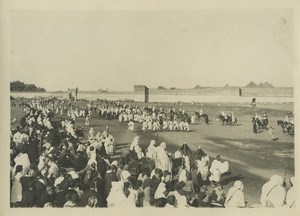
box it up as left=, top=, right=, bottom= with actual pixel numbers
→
left=10, top=101, right=294, bottom=207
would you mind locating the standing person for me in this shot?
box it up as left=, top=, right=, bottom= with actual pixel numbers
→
left=268, top=126, right=275, bottom=141
left=231, top=112, right=236, bottom=125
left=146, top=140, right=157, bottom=159
left=251, top=98, right=256, bottom=107
left=224, top=180, right=245, bottom=208
left=155, top=142, right=172, bottom=173
left=11, top=165, right=23, bottom=206
left=85, top=113, right=91, bottom=126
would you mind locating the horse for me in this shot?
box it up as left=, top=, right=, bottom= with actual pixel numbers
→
left=277, top=120, right=294, bottom=136
left=286, top=123, right=295, bottom=136
left=277, top=120, right=285, bottom=130
left=217, top=115, right=232, bottom=125
left=195, top=112, right=209, bottom=124
left=262, top=118, right=268, bottom=128
left=252, top=117, right=268, bottom=129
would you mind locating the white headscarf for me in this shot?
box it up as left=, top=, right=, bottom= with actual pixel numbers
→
left=146, top=140, right=157, bottom=159
left=261, top=175, right=286, bottom=207
left=224, top=180, right=245, bottom=208
left=107, top=181, right=127, bottom=207
left=130, top=136, right=139, bottom=151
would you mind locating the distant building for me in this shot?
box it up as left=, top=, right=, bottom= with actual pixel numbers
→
left=67, top=87, right=78, bottom=101
left=157, top=86, right=166, bottom=90
left=134, top=85, right=149, bottom=103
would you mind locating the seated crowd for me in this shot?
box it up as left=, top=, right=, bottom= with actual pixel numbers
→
left=10, top=99, right=295, bottom=208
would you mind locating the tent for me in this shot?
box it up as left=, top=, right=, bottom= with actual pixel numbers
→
left=194, top=146, right=207, bottom=157
left=179, top=143, right=192, bottom=154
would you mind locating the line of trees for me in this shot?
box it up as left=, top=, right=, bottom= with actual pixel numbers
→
left=10, top=81, right=46, bottom=92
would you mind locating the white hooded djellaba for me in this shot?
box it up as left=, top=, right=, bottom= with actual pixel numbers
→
left=209, top=155, right=229, bottom=183
left=155, top=142, right=172, bottom=173
left=260, top=175, right=286, bottom=208
left=146, top=140, right=157, bottom=159
left=224, top=180, right=245, bottom=208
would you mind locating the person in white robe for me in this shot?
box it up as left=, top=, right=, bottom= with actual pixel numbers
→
left=152, top=121, right=159, bottom=131
left=183, top=122, right=190, bottom=132
left=13, top=130, right=22, bottom=147
left=163, top=121, right=168, bottom=130
left=128, top=120, right=134, bottom=132
left=11, top=165, right=23, bottom=205
left=107, top=181, right=127, bottom=207
left=13, top=148, right=31, bottom=174
left=260, top=175, right=286, bottom=208
left=146, top=140, right=157, bottom=159
left=118, top=113, right=123, bottom=122
left=183, top=155, right=190, bottom=171
left=191, top=114, right=196, bottom=124
left=209, top=155, right=229, bottom=183
left=172, top=185, right=188, bottom=207
left=173, top=121, right=179, bottom=131
left=178, top=121, right=184, bottom=131
left=46, top=159, right=59, bottom=179
left=221, top=110, right=226, bottom=117
left=142, top=121, right=148, bottom=132
left=130, top=136, right=140, bottom=151
left=174, top=149, right=183, bottom=159
left=155, top=142, right=172, bottom=173
left=134, top=145, right=145, bottom=160
left=105, top=134, right=115, bottom=155
left=147, top=120, right=153, bottom=131
left=120, top=165, right=132, bottom=183
left=154, top=178, right=168, bottom=201
left=224, top=180, right=245, bottom=208
left=123, top=114, right=128, bottom=122
left=178, top=167, right=187, bottom=183
left=268, top=126, right=275, bottom=141
left=285, top=177, right=295, bottom=208
left=121, top=190, right=138, bottom=207
left=283, top=115, right=289, bottom=124
left=88, top=128, right=95, bottom=139
left=168, top=121, right=173, bottom=131
left=196, top=158, right=209, bottom=181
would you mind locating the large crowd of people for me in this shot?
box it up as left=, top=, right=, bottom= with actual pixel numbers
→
left=10, top=98, right=295, bottom=208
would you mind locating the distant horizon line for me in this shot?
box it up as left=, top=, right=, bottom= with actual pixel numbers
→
left=51, top=85, right=294, bottom=92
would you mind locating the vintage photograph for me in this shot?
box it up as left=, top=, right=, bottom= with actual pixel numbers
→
left=5, top=0, right=296, bottom=210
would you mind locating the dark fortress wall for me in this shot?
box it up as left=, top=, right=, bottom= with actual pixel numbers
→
left=147, top=87, right=293, bottom=97
left=133, top=85, right=149, bottom=102
left=240, top=87, right=293, bottom=97
left=149, top=87, right=240, bottom=95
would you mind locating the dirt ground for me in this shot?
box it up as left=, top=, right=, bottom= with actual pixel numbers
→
left=10, top=101, right=294, bottom=207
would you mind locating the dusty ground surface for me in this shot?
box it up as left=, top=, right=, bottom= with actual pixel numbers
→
left=11, top=101, right=294, bottom=207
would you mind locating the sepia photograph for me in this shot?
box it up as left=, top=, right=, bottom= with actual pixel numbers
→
left=1, top=0, right=299, bottom=215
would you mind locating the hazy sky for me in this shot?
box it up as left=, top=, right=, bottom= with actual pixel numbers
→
left=10, top=9, right=294, bottom=91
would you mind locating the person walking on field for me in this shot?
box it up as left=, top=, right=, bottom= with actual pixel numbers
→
left=267, top=126, right=276, bottom=141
